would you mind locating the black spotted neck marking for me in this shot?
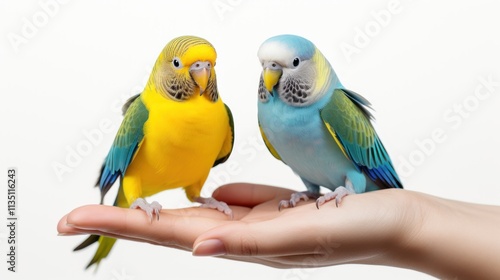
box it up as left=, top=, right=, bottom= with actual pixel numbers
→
left=258, top=76, right=269, bottom=103
left=163, top=75, right=218, bottom=102
left=162, top=76, right=194, bottom=101
left=257, top=75, right=312, bottom=105
left=205, top=76, right=219, bottom=102
left=279, top=76, right=311, bottom=105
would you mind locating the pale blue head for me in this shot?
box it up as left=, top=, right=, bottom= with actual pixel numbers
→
left=258, top=35, right=316, bottom=65
left=257, top=34, right=338, bottom=106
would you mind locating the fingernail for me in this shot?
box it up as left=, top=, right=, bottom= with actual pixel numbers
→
left=193, top=239, right=226, bottom=257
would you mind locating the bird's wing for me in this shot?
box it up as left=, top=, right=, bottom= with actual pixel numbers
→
left=96, top=95, right=149, bottom=202
left=213, top=103, right=235, bottom=166
left=320, top=88, right=402, bottom=188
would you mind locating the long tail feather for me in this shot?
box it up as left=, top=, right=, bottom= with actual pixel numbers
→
left=85, top=237, right=117, bottom=269
left=74, top=235, right=100, bottom=251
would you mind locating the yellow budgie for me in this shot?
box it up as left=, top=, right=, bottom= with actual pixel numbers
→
left=74, top=36, right=234, bottom=268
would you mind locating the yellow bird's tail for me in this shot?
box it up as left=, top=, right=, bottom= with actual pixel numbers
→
left=74, top=235, right=117, bottom=269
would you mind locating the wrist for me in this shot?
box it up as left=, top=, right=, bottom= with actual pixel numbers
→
left=384, top=191, right=438, bottom=275
left=387, top=191, right=500, bottom=279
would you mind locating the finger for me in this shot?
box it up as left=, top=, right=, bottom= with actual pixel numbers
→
left=62, top=203, right=250, bottom=223
left=63, top=227, right=159, bottom=246
left=64, top=205, right=234, bottom=249
left=63, top=226, right=193, bottom=252
left=212, top=183, right=295, bottom=207
left=57, top=214, right=77, bottom=234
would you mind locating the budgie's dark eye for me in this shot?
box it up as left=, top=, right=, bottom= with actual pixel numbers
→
left=172, top=58, right=181, bottom=68
left=292, top=57, right=300, bottom=67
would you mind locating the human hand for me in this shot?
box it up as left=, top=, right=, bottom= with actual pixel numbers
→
left=58, top=183, right=417, bottom=268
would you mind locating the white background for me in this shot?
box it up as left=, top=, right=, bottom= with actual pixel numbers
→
left=1, top=0, right=500, bottom=279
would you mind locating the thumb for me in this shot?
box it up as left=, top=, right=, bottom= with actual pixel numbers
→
left=192, top=220, right=316, bottom=257
left=192, top=222, right=259, bottom=257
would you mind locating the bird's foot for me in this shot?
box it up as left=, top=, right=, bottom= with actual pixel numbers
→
left=130, top=198, right=162, bottom=222
left=315, top=186, right=354, bottom=208
left=196, top=197, right=233, bottom=219
left=278, top=191, right=320, bottom=211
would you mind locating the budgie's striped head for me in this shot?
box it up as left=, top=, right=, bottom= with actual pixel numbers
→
left=150, top=36, right=219, bottom=102
left=257, top=34, right=339, bottom=106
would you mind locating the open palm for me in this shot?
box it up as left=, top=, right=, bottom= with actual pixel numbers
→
left=58, top=183, right=414, bottom=268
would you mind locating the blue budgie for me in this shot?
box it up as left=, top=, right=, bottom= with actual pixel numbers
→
left=257, top=34, right=403, bottom=209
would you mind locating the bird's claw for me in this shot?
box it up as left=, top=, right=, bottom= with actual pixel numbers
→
left=278, top=200, right=290, bottom=212
left=315, top=186, right=352, bottom=209
left=130, top=198, right=163, bottom=223
left=196, top=197, right=233, bottom=219
left=278, top=192, right=312, bottom=211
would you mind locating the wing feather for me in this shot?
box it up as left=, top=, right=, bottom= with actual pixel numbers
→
left=320, top=89, right=402, bottom=189
left=96, top=95, right=149, bottom=202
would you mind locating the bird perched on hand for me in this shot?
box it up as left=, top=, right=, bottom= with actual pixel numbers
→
left=257, top=34, right=402, bottom=210
left=74, top=35, right=234, bottom=268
